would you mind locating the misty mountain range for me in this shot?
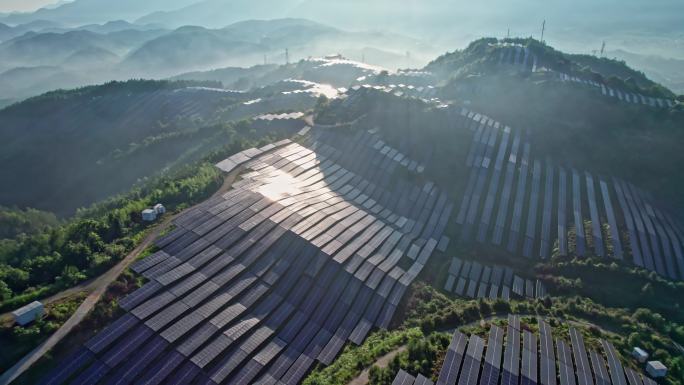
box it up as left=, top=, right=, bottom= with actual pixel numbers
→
left=0, top=0, right=682, bottom=108
left=0, top=17, right=433, bottom=106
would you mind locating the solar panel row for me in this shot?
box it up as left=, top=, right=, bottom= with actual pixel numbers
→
left=442, top=257, right=546, bottom=301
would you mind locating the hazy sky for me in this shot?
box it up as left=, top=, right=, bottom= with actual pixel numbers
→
left=0, top=0, right=57, bottom=13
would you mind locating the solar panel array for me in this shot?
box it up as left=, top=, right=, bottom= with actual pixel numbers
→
left=493, top=43, right=676, bottom=109
left=41, top=129, right=453, bottom=384
left=398, top=316, right=661, bottom=385
left=443, top=257, right=546, bottom=300
left=348, top=83, right=440, bottom=102
left=454, top=108, right=684, bottom=281
left=497, top=45, right=539, bottom=72
left=557, top=73, right=677, bottom=109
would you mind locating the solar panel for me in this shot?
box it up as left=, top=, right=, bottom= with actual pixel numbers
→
left=512, top=276, right=525, bottom=296
left=458, top=335, right=485, bottom=385
left=589, top=349, right=612, bottom=385
left=492, top=128, right=521, bottom=245
left=507, top=142, right=531, bottom=253
left=522, top=160, right=542, bottom=258
left=623, top=368, right=644, bottom=385
left=572, top=169, right=586, bottom=257
left=569, top=328, right=593, bottom=385
left=455, top=278, right=467, bottom=296
left=585, top=172, right=605, bottom=257
left=601, top=340, right=628, bottom=385
left=393, top=369, right=417, bottom=385
left=617, top=178, right=652, bottom=269
left=415, top=373, right=435, bottom=385
left=612, top=178, right=642, bottom=266
left=502, top=321, right=521, bottom=385
left=557, top=167, right=568, bottom=256
left=38, top=348, right=95, bottom=385
left=479, top=325, right=504, bottom=385
left=556, top=339, right=576, bottom=385
left=521, top=331, right=538, bottom=385
left=477, top=126, right=511, bottom=242
left=539, top=160, right=554, bottom=259
left=437, top=331, right=468, bottom=385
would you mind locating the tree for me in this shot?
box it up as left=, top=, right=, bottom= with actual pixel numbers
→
left=0, top=280, right=12, bottom=301
left=57, top=265, right=86, bottom=287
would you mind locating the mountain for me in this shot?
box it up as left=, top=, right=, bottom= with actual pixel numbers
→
left=136, top=0, right=296, bottom=28
left=0, top=76, right=324, bottom=216
left=121, top=26, right=266, bottom=77
left=0, top=0, right=198, bottom=26
left=0, top=80, right=235, bottom=216
left=0, top=18, right=434, bottom=102
left=61, top=46, right=120, bottom=69
left=0, top=20, right=63, bottom=42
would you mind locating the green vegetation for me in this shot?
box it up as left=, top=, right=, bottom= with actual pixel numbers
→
left=0, top=292, right=86, bottom=371
left=538, top=257, right=684, bottom=322
left=0, top=207, right=60, bottom=239
left=368, top=332, right=450, bottom=385
left=0, top=79, right=256, bottom=216
left=302, top=328, right=423, bottom=385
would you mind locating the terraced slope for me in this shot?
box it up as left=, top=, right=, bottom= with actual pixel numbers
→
left=453, top=108, right=684, bottom=280
left=40, top=127, right=453, bottom=384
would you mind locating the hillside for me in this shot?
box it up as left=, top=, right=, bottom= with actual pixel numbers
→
left=1, top=36, right=683, bottom=385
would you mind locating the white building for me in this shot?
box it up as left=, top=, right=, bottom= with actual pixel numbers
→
left=154, top=204, right=166, bottom=215
left=12, top=301, right=44, bottom=326
left=632, top=347, right=648, bottom=363
left=142, top=209, right=157, bottom=222
left=646, top=361, right=667, bottom=378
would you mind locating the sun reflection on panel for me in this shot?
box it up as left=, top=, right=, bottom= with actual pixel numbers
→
left=256, top=170, right=302, bottom=200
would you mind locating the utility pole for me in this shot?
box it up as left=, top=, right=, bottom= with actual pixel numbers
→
left=285, top=48, right=289, bottom=65
left=600, top=41, right=606, bottom=57
left=540, top=20, right=546, bottom=43
left=507, top=28, right=510, bottom=39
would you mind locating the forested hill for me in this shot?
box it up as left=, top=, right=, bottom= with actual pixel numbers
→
left=426, top=37, right=677, bottom=98
left=0, top=79, right=244, bottom=217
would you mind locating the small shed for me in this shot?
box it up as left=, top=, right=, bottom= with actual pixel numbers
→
left=632, top=347, right=649, bottom=363
left=142, top=209, right=157, bottom=222
left=12, top=301, right=44, bottom=326
left=646, top=361, right=667, bottom=378
left=153, top=203, right=166, bottom=215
